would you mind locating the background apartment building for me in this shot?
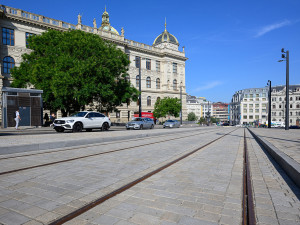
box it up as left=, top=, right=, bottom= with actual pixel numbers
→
left=186, top=95, right=213, bottom=120
left=270, top=85, right=300, bottom=126
left=231, top=85, right=300, bottom=126
left=230, top=87, right=268, bottom=125
left=212, top=102, right=229, bottom=123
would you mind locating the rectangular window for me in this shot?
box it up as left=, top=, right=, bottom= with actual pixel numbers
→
left=243, top=115, right=247, bottom=119
left=250, top=94, right=253, bottom=98
left=26, top=32, right=34, bottom=47
left=255, top=104, right=259, bottom=108
left=249, top=115, right=253, bottom=119
left=173, top=63, right=177, bottom=73
left=146, top=59, right=151, bottom=70
left=255, top=109, right=259, bottom=113
left=243, top=104, right=247, bottom=108
left=262, top=104, right=266, bottom=107
left=256, top=94, right=259, bottom=97
left=243, top=109, right=247, bottom=113
left=249, top=109, right=253, bottom=113
left=249, top=104, right=253, bottom=108
left=135, top=56, right=140, bottom=68
left=156, top=61, right=160, bottom=72
left=2, top=27, right=14, bottom=46
left=262, top=93, right=266, bottom=97
left=255, top=115, right=259, bottom=119
left=116, top=111, right=120, bottom=118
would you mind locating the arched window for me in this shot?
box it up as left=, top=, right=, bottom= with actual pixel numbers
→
left=3, top=56, right=15, bottom=74
left=279, top=97, right=282, bottom=101
left=136, top=75, right=139, bottom=87
left=272, top=104, right=276, bottom=109
left=147, top=96, right=151, bottom=106
left=173, top=79, right=177, bottom=90
left=146, top=77, right=151, bottom=88
left=156, top=78, right=160, bottom=89
left=290, top=97, right=293, bottom=101
left=297, top=104, right=300, bottom=109
left=156, top=97, right=161, bottom=102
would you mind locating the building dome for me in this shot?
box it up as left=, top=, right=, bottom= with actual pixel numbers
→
left=153, top=20, right=179, bottom=46
left=99, top=7, right=119, bottom=35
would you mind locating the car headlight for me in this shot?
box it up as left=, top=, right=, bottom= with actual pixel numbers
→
left=66, top=120, right=75, bottom=123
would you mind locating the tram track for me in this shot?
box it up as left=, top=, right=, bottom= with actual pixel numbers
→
left=47, top=128, right=238, bottom=225
left=0, top=127, right=217, bottom=161
left=0, top=128, right=220, bottom=176
left=242, top=129, right=256, bottom=225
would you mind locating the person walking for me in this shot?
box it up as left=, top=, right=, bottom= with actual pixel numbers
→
left=15, top=109, right=21, bottom=130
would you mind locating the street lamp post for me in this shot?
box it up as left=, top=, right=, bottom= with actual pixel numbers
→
left=180, top=85, right=182, bottom=125
left=138, top=57, right=142, bottom=118
left=279, top=48, right=289, bottom=130
left=267, top=80, right=271, bottom=128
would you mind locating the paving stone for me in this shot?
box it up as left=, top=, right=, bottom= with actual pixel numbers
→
left=129, top=212, right=161, bottom=225
left=0, top=211, right=31, bottom=225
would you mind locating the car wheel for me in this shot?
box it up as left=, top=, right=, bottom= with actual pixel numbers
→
left=55, top=127, right=64, bottom=133
left=86, top=129, right=92, bottom=132
left=139, top=125, right=143, bottom=130
left=73, top=123, right=83, bottom=132
left=102, top=122, right=109, bottom=131
left=150, top=124, right=154, bottom=129
left=126, top=128, right=130, bottom=130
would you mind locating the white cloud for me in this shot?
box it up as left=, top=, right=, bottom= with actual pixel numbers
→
left=194, top=81, right=222, bottom=92
left=255, top=20, right=291, bottom=38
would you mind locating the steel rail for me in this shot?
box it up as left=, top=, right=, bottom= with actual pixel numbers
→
left=49, top=128, right=237, bottom=225
left=0, top=129, right=220, bottom=176
left=242, top=129, right=256, bottom=225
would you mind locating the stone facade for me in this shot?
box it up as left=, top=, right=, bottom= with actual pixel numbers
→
left=270, top=85, right=300, bottom=126
left=0, top=5, right=188, bottom=123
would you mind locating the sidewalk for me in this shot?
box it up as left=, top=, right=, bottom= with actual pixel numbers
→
left=248, top=128, right=300, bottom=188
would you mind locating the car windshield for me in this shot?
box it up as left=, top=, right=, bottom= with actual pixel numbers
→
left=166, top=120, right=175, bottom=122
left=70, top=112, right=88, bottom=117
left=132, top=118, right=142, bottom=121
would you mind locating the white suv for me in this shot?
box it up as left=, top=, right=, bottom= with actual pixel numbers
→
left=53, top=111, right=111, bottom=132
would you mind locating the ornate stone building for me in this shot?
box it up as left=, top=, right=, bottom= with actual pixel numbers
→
left=0, top=5, right=188, bottom=123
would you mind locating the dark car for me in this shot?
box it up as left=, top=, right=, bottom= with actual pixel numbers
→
left=289, top=125, right=300, bottom=129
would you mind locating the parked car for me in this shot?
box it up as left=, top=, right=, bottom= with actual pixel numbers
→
left=259, top=124, right=267, bottom=128
left=289, top=125, right=300, bottom=129
left=163, top=120, right=180, bottom=128
left=53, top=111, right=111, bottom=132
left=126, top=117, right=154, bottom=130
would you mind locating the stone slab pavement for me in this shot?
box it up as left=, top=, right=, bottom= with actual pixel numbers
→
left=0, top=126, right=220, bottom=155
left=0, top=128, right=234, bottom=225
left=65, top=129, right=244, bottom=225
left=246, top=129, right=300, bottom=225
left=249, top=128, right=300, bottom=188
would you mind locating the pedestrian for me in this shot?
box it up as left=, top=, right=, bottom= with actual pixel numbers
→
left=50, top=113, right=56, bottom=122
left=15, top=109, right=21, bottom=130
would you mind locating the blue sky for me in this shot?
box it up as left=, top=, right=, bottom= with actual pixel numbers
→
left=2, top=0, right=300, bottom=103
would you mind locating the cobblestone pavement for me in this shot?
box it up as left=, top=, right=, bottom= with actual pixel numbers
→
left=0, top=127, right=299, bottom=225
left=0, top=128, right=233, bottom=225
left=249, top=128, right=300, bottom=164
left=246, top=130, right=300, bottom=225
left=65, top=128, right=244, bottom=225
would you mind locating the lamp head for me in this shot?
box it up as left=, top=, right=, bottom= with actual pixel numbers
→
left=281, top=48, right=285, bottom=53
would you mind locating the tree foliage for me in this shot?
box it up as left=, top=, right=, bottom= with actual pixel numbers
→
left=187, top=112, right=198, bottom=121
left=199, top=117, right=206, bottom=124
left=11, top=29, right=139, bottom=116
left=153, top=97, right=181, bottom=119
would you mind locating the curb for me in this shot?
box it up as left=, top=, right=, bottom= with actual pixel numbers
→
left=248, top=128, right=300, bottom=188
left=0, top=127, right=215, bottom=155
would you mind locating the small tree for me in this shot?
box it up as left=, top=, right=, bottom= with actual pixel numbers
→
left=187, top=112, right=198, bottom=121
left=199, top=117, right=206, bottom=124
left=153, top=97, right=181, bottom=120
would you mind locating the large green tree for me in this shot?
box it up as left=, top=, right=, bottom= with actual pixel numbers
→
left=153, top=97, right=181, bottom=119
left=11, top=29, right=138, bottom=116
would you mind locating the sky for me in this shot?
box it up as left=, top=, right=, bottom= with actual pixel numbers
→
left=2, top=0, right=300, bottom=103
